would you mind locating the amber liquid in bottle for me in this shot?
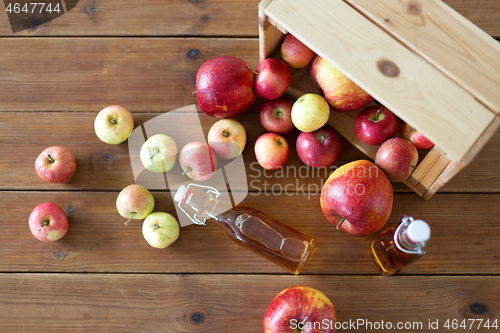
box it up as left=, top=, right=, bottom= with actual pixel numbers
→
left=212, top=206, right=315, bottom=274
left=370, top=224, right=424, bottom=276
left=177, top=185, right=315, bottom=274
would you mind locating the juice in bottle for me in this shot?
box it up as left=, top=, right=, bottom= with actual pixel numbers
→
left=370, top=216, right=430, bottom=276
left=174, top=184, right=315, bottom=274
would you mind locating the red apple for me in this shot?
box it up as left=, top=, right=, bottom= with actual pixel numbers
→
left=254, top=58, right=292, bottom=100
left=259, top=95, right=295, bottom=134
left=296, top=125, right=341, bottom=168
left=320, top=160, right=393, bottom=236
left=375, top=138, right=419, bottom=182
left=281, top=34, right=316, bottom=69
left=179, top=142, right=218, bottom=181
left=207, top=119, right=247, bottom=160
left=354, top=106, right=398, bottom=145
left=35, top=146, right=76, bottom=183
left=403, top=122, right=435, bottom=149
left=254, top=133, right=289, bottom=170
left=196, top=55, right=256, bottom=118
left=310, top=55, right=373, bottom=112
left=29, top=203, right=68, bottom=242
left=116, top=184, right=155, bottom=226
left=263, top=285, right=336, bottom=333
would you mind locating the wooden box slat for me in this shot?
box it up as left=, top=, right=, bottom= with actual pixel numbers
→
left=346, top=0, right=500, bottom=114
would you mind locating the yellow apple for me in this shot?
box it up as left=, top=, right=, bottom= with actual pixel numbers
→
left=142, top=212, right=180, bottom=249
left=291, top=93, right=330, bottom=132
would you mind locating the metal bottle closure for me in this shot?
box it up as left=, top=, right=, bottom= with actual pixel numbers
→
left=394, top=216, right=428, bottom=255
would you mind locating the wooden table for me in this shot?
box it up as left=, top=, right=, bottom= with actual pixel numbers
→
left=1, top=1, right=500, bottom=331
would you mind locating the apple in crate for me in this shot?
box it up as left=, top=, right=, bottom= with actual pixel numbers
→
left=254, top=58, right=292, bottom=100
left=116, top=184, right=155, bottom=226
left=263, top=285, right=336, bottom=333
left=259, top=95, right=295, bottom=135
left=255, top=133, right=289, bottom=170
left=207, top=119, right=246, bottom=160
left=355, top=106, right=398, bottom=145
left=94, top=105, right=134, bottom=144
left=296, top=125, right=341, bottom=168
left=196, top=55, right=256, bottom=118
left=375, top=138, right=418, bottom=182
left=403, top=122, right=435, bottom=149
left=179, top=142, right=217, bottom=181
left=142, top=212, right=180, bottom=249
left=35, top=146, right=76, bottom=183
left=320, top=160, right=393, bottom=236
left=29, top=203, right=68, bottom=242
left=281, top=33, right=316, bottom=69
left=310, top=55, right=373, bottom=112
left=291, top=93, right=330, bottom=132
left=140, top=134, right=178, bottom=173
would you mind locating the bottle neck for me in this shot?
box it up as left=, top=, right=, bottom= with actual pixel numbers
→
left=394, top=221, right=426, bottom=255
left=180, top=187, right=232, bottom=225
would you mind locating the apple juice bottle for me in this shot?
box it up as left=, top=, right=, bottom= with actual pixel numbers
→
left=174, top=184, right=315, bottom=274
left=370, top=216, right=430, bottom=276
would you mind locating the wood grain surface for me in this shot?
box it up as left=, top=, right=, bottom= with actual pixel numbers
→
left=1, top=191, right=499, bottom=275
left=0, top=0, right=498, bottom=37
left=1, top=0, right=500, bottom=331
left=1, top=112, right=498, bottom=192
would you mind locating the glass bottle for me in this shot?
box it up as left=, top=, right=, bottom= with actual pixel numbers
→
left=174, top=184, right=315, bottom=274
left=370, top=216, right=430, bottom=276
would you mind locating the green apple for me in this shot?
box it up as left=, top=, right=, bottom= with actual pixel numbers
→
left=140, top=134, right=178, bottom=173
left=116, top=184, right=155, bottom=226
left=291, top=93, right=330, bottom=132
left=94, top=105, right=134, bottom=144
left=142, top=212, right=180, bottom=249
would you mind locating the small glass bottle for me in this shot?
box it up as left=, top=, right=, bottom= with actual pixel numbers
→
left=174, top=184, right=315, bottom=274
left=370, top=216, right=430, bottom=276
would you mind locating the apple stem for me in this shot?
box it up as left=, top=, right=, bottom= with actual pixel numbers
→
left=154, top=224, right=159, bottom=229
left=111, top=118, right=117, bottom=124
left=336, top=218, right=346, bottom=229
left=221, top=129, right=230, bottom=138
left=150, top=148, right=159, bottom=159
left=47, top=155, right=54, bottom=163
left=182, top=167, right=192, bottom=176
left=375, top=107, right=382, bottom=121
left=124, top=213, right=135, bottom=226
left=192, top=91, right=197, bottom=96
left=246, top=64, right=259, bottom=75
left=41, top=220, right=49, bottom=227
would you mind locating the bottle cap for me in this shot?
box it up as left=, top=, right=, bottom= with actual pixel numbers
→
left=407, top=219, right=431, bottom=243
left=174, top=185, right=188, bottom=203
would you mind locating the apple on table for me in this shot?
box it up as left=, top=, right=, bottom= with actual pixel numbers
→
left=35, top=146, right=76, bottom=183
left=29, top=203, right=68, bottom=242
left=355, top=106, right=398, bottom=145
left=263, top=285, right=336, bottom=333
left=403, top=122, right=435, bottom=149
left=259, top=95, right=295, bottom=135
left=296, top=125, right=341, bottom=168
left=253, top=58, right=292, bottom=100
left=254, top=133, right=289, bottom=170
left=375, top=137, right=419, bottom=182
left=116, top=184, right=155, bottom=226
left=94, top=105, right=134, bottom=144
left=142, top=212, right=180, bottom=249
left=320, top=160, right=393, bottom=236
left=196, top=55, right=256, bottom=118
left=207, top=119, right=246, bottom=160
left=140, top=134, right=178, bottom=173
left=291, top=93, right=330, bottom=133
left=310, top=55, right=373, bottom=112
left=281, top=33, right=316, bottom=69
left=179, top=141, right=218, bottom=181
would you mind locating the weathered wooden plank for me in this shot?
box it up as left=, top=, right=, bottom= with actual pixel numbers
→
left=0, top=112, right=499, bottom=192
left=1, top=191, right=499, bottom=274
left=0, top=273, right=499, bottom=332
left=0, top=38, right=259, bottom=112
left=0, top=0, right=498, bottom=38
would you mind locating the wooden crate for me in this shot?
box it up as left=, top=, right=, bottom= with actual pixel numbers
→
left=258, top=0, right=500, bottom=199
